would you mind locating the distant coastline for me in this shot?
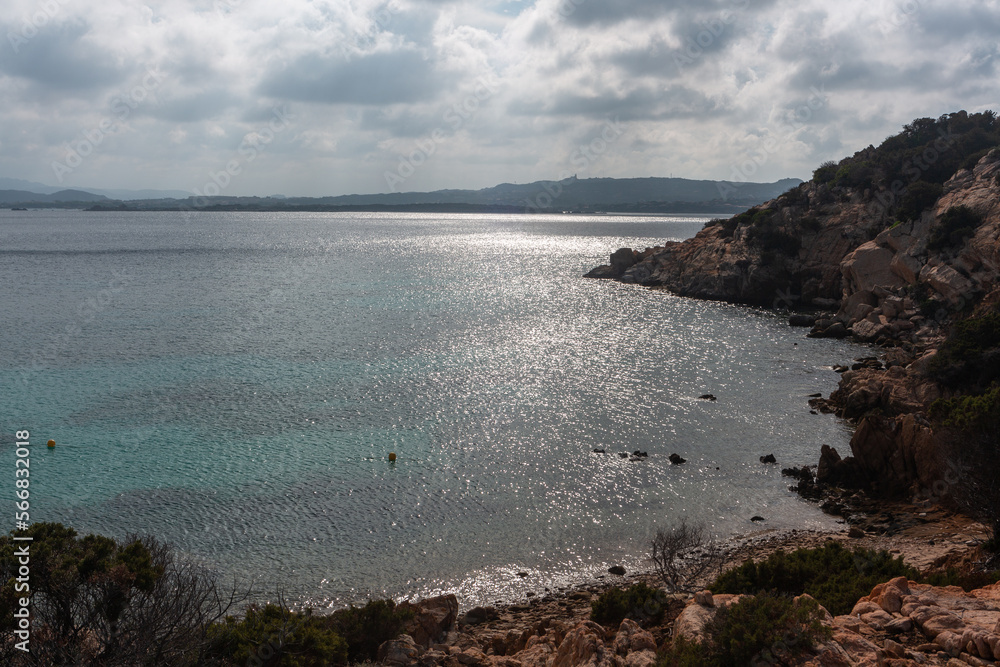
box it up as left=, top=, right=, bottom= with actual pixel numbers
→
left=82, top=201, right=755, bottom=215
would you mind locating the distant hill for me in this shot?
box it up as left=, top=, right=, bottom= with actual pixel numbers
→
left=298, top=176, right=801, bottom=209
left=0, top=178, right=194, bottom=201
left=3, top=175, right=801, bottom=211
left=91, top=176, right=801, bottom=213
left=0, top=189, right=109, bottom=204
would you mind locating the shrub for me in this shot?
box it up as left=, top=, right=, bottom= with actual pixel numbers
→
left=657, top=592, right=831, bottom=667
left=781, top=185, right=808, bottom=206
left=927, top=309, right=1000, bottom=389
left=832, top=161, right=875, bottom=190
left=650, top=519, right=725, bottom=594
left=591, top=582, right=667, bottom=627
left=812, top=161, right=839, bottom=184
left=895, top=180, right=942, bottom=221
left=927, top=205, right=985, bottom=251
left=799, top=215, right=821, bottom=233
left=0, top=522, right=246, bottom=666
left=929, top=386, right=1000, bottom=432
left=205, top=604, right=348, bottom=667
left=329, top=599, right=414, bottom=663
left=746, top=227, right=802, bottom=256
left=709, top=541, right=917, bottom=615
left=921, top=567, right=1000, bottom=591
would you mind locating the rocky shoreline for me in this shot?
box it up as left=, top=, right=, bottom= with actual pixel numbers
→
left=585, top=146, right=1000, bottom=511
left=377, top=507, right=992, bottom=666
left=373, top=117, right=1000, bottom=665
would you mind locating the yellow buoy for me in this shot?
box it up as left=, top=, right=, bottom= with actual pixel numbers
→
left=47, top=439, right=56, bottom=448
left=388, top=452, right=397, bottom=462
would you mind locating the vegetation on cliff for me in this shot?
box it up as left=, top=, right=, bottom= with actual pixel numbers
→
left=708, top=541, right=916, bottom=616
left=807, top=110, right=1000, bottom=221
left=658, top=591, right=831, bottom=667
left=0, top=523, right=412, bottom=666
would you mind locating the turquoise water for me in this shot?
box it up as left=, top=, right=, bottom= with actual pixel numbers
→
left=1, top=210, right=856, bottom=608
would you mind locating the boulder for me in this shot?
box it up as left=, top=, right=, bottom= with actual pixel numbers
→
left=378, top=634, right=422, bottom=666
left=462, top=606, right=499, bottom=626
left=402, top=594, right=459, bottom=647
left=511, top=636, right=557, bottom=667
left=851, top=318, right=891, bottom=343
left=612, top=618, right=657, bottom=656
left=789, top=313, right=817, bottom=327
left=920, top=263, right=976, bottom=307
left=550, top=620, right=611, bottom=667
left=842, top=241, right=907, bottom=294
left=816, top=444, right=866, bottom=488
left=890, top=252, right=923, bottom=284
left=584, top=248, right=637, bottom=280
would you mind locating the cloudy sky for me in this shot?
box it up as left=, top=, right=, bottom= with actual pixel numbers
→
left=2, top=0, right=998, bottom=196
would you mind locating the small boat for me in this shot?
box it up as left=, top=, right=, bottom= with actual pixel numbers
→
left=11, top=207, right=27, bottom=211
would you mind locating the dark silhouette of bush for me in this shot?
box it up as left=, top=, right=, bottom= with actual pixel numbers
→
left=927, top=309, right=1000, bottom=390
left=927, top=205, right=985, bottom=251
left=895, top=180, right=942, bottom=222
left=709, top=541, right=917, bottom=616
left=657, top=591, right=831, bottom=667
left=590, top=582, right=667, bottom=627
left=832, top=161, right=876, bottom=190
left=204, top=603, right=348, bottom=666
left=328, top=598, right=414, bottom=663
left=0, top=522, right=246, bottom=666
left=812, top=161, right=838, bottom=184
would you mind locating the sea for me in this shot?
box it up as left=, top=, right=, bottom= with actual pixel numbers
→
left=0, top=209, right=859, bottom=610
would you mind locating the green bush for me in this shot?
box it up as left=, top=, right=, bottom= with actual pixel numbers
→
left=832, top=161, right=875, bottom=190
left=709, top=541, right=917, bottom=615
left=0, top=522, right=241, bottom=666
left=657, top=592, right=831, bottom=667
left=205, top=604, right=348, bottom=667
left=927, top=309, right=1000, bottom=389
left=745, top=226, right=802, bottom=256
left=591, top=582, right=667, bottom=626
left=329, top=599, right=414, bottom=663
left=812, top=161, right=839, bottom=184
left=205, top=597, right=413, bottom=666
left=896, top=180, right=943, bottom=221
left=929, top=386, right=1000, bottom=432
left=927, top=205, right=984, bottom=251
left=921, top=567, right=1000, bottom=591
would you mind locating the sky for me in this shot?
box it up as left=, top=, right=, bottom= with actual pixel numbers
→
left=1, top=0, right=998, bottom=197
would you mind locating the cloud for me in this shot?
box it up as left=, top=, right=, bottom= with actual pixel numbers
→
left=1, top=18, right=124, bottom=91
left=259, top=49, right=445, bottom=105
left=0, top=0, right=997, bottom=195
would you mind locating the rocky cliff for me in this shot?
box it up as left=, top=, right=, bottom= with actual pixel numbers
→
left=586, top=111, right=1000, bottom=503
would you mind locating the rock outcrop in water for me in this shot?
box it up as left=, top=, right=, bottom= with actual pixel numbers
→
left=586, top=111, right=1000, bottom=503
